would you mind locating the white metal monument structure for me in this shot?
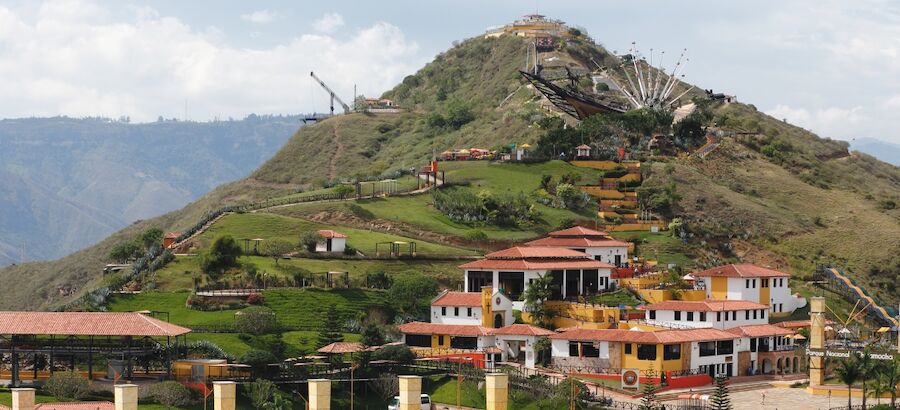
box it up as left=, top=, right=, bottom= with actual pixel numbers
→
left=601, top=43, right=694, bottom=111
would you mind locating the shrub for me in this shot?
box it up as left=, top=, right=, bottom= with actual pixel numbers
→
left=200, top=235, right=243, bottom=280
left=240, top=350, right=277, bottom=376
left=189, top=340, right=233, bottom=360
left=246, top=293, right=264, bottom=305
left=245, top=378, right=276, bottom=410
left=464, top=229, right=488, bottom=241
left=334, top=184, right=355, bottom=199
left=372, top=344, right=415, bottom=364
left=44, top=371, right=90, bottom=400
left=235, top=306, right=277, bottom=335
left=148, top=381, right=192, bottom=410
left=298, top=231, right=322, bottom=252
left=389, top=274, right=438, bottom=318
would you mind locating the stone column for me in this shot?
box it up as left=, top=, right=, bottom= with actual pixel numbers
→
left=398, top=375, right=422, bottom=410
left=114, top=384, right=139, bottom=410
left=808, top=297, right=825, bottom=386
left=11, top=388, right=35, bottom=410
left=486, top=373, right=509, bottom=410
left=213, top=381, right=236, bottom=410
left=308, top=379, right=331, bottom=410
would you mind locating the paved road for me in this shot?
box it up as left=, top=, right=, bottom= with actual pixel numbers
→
left=728, top=388, right=862, bottom=410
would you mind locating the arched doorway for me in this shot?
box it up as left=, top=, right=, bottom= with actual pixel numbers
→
left=493, top=313, right=504, bottom=328
left=777, top=358, right=784, bottom=374
left=762, top=358, right=773, bottom=374
left=793, top=357, right=799, bottom=373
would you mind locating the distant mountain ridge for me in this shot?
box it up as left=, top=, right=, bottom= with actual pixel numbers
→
left=852, top=137, right=900, bottom=166
left=0, top=116, right=302, bottom=266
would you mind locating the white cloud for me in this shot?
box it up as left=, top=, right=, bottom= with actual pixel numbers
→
left=240, top=9, right=278, bottom=24
left=0, top=1, right=421, bottom=122
left=766, top=104, right=866, bottom=139
left=312, top=12, right=345, bottom=34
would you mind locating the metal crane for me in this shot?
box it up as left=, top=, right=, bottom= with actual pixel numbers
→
left=310, top=71, right=351, bottom=115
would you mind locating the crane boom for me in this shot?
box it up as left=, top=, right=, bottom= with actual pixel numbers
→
left=310, top=71, right=351, bottom=115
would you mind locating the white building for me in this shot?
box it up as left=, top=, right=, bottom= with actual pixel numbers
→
left=691, top=264, right=807, bottom=315
left=525, top=226, right=629, bottom=268
left=430, top=290, right=514, bottom=328
left=643, top=300, right=770, bottom=329
left=460, top=246, right=615, bottom=309
left=727, top=324, right=798, bottom=376
left=315, top=230, right=347, bottom=253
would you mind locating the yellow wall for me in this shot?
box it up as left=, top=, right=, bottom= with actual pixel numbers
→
left=431, top=334, right=452, bottom=349
left=481, top=287, right=493, bottom=328
left=636, top=289, right=707, bottom=304
left=545, top=301, right=620, bottom=323
left=710, top=277, right=728, bottom=300
left=606, top=223, right=665, bottom=232
left=619, top=343, right=686, bottom=374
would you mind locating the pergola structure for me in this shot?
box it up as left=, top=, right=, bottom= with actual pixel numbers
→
left=0, top=311, right=191, bottom=387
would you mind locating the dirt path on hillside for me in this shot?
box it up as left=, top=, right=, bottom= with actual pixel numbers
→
left=327, top=122, right=345, bottom=181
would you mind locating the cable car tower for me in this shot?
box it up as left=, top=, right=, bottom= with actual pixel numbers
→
left=310, top=71, right=351, bottom=116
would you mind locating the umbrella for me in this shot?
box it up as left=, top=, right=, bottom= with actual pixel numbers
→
left=793, top=334, right=806, bottom=340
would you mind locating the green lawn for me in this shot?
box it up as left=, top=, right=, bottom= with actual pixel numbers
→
left=271, top=175, right=421, bottom=202
left=107, top=288, right=391, bottom=331
left=195, top=212, right=478, bottom=256
left=153, top=255, right=464, bottom=291
left=589, top=289, right=643, bottom=307
left=612, top=230, right=695, bottom=269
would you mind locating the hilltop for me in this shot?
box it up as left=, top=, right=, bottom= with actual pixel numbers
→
left=1, top=32, right=898, bottom=312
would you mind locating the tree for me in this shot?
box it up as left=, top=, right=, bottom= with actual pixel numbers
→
left=534, top=337, right=552, bottom=367
left=109, top=241, right=141, bottom=263
left=388, top=274, right=439, bottom=318
left=298, top=231, right=322, bottom=253
left=200, top=235, right=243, bottom=279
left=879, top=356, right=900, bottom=408
left=370, top=373, right=399, bottom=401
left=240, top=351, right=277, bottom=377
left=44, top=371, right=90, bottom=400
left=638, top=373, right=660, bottom=410
left=835, top=356, right=862, bottom=410
left=523, top=273, right=556, bottom=328
left=708, top=376, right=732, bottom=410
left=372, top=344, right=415, bottom=364
left=139, top=228, right=165, bottom=250
left=235, top=306, right=277, bottom=335
left=246, top=378, right=276, bottom=410
left=264, top=239, right=294, bottom=266
left=147, top=381, right=192, bottom=410
left=334, top=184, right=355, bottom=199
left=858, top=347, right=878, bottom=409
left=361, top=323, right=385, bottom=347
left=262, top=394, right=289, bottom=410
left=317, top=306, right=345, bottom=348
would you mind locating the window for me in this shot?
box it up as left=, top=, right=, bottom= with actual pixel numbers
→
left=405, top=334, right=431, bottom=348
left=716, top=340, right=734, bottom=355
left=437, top=335, right=445, bottom=346
left=750, top=338, right=757, bottom=352
left=716, top=312, right=722, bottom=321
left=441, top=307, right=446, bottom=315
left=746, top=279, right=750, bottom=288
left=753, top=279, right=757, bottom=288
left=700, top=312, right=707, bottom=321
left=687, top=312, right=694, bottom=321
left=675, top=311, right=682, bottom=320
left=569, top=342, right=579, bottom=357
left=753, top=310, right=757, bottom=319
left=581, top=342, right=600, bottom=358
left=732, top=311, right=737, bottom=320
left=745, top=310, right=750, bottom=320
left=663, top=344, right=681, bottom=360
left=625, top=343, right=633, bottom=354
left=699, top=341, right=717, bottom=357
left=637, top=344, right=657, bottom=360
left=450, top=336, right=477, bottom=349
left=724, top=312, right=728, bottom=322
left=454, top=307, right=459, bottom=316
left=467, top=308, right=473, bottom=317
left=649, top=310, right=656, bottom=320
left=761, top=310, right=766, bottom=319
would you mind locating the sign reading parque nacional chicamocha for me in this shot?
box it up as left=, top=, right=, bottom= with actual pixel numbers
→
left=805, top=348, right=895, bottom=361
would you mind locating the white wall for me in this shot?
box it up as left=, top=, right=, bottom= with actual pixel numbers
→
left=550, top=339, right=610, bottom=359
left=583, top=246, right=628, bottom=267
left=689, top=340, right=737, bottom=377
left=431, top=306, right=482, bottom=325
left=645, top=308, right=768, bottom=329
left=331, top=237, right=346, bottom=253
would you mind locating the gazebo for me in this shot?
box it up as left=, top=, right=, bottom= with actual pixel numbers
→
left=0, top=311, right=191, bottom=386
left=575, top=144, right=591, bottom=159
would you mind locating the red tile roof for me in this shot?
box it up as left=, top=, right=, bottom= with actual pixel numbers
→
left=484, top=246, right=591, bottom=259
left=576, top=144, right=591, bottom=150
left=550, top=328, right=737, bottom=344
left=775, top=319, right=833, bottom=329
left=164, top=232, right=181, bottom=239
left=433, top=291, right=482, bottom=307
left=459, top=258, right=614, bottom=270
left=0, top=312, right=191, bottom=336
left=525, top=237, right=630, bottom=248
left=317, top=229, right=347, bottom=238
left=643, top=300, right=769, bottom=312
left=726, top=324, right=794, bottom=338
left=548, top=226, right=609, bottom=237
left=398, top=322, right=493, bottom=337
left=492, top=324, right=555, bottom=337
left=318, top=342, right=365, bottom=354
left=692, top=264, right=790, bottom=278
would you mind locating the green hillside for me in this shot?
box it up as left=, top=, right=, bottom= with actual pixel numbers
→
left=1, top=29, right=898, bottom=315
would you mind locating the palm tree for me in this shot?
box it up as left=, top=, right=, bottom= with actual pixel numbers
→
left=834, top=356, right=861, bottom=410
left=857, top=347, right=877, bottom=409
left=523, top=273, right=557, bottom=328
left=879, top=356, right=900, bottom=408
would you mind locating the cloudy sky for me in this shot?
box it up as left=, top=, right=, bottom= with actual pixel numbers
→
left=1, top=0, right=899, bottom=145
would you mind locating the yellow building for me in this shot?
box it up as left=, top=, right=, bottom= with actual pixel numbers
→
left=691, top=264, right=807, bottom=316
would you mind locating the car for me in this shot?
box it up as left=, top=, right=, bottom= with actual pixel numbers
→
left=387, top=393, right=432, bottom=410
